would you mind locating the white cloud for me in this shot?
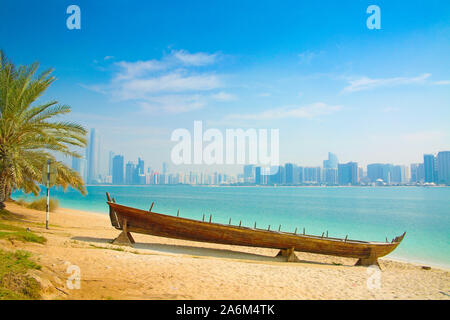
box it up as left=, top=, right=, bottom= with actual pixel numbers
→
left=226, top=102, right=341, bottom=121
left=211, top=91, right=236, bottom=101
left=114, top=60, right=167, bottom=80
left=434, top=80, right=450, bottom=85
left=85, top=49, right=225, bottom=114
left=115, top=72, right=221, bottom=100
left=342, top=73, right=431, bottom=93
left=172, top=49, right=218, bottom=66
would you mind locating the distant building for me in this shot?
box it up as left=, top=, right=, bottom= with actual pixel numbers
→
left=338, top=162, right=358, bottom=185
left=437, top=151, right=450, bottom=185
left=424, top=154, right=437, bottom=183
left=268, top=166, right=283, bottom=185
left=392, top=165, right=408, bottom=184
left=112, top=155, right=124, bottom=185
left=323, top=152, right=338, bottom=169
left=72, top=156, right=87, bottom=182
left=324, top=168, right=338, bottom=185
left=125, top=161, right=136, bottom=185
left=108, top=151, right=115, bottom=176
left=243, top=165, right=254, bottom=183
left=86, top=128, right=100, bottom=184
left=303, top=167, right=321, bottom=184
left=133, top=157, right=145, bottom=184
left=255, top=167, right=262, bottom=185
left=410, top=163, right=424, bottom=183
left=367, top=163, right=394, bottom=184
left=285, top=163, right=294, bottom=184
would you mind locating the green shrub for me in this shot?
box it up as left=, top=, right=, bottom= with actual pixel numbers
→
left=16, top=197, right=59, bottom=212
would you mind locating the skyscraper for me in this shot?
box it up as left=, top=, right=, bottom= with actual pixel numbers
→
left=86, top=128, right=100, bottom=184
left=392, top=165, right=407, bottom=184
left=303, top=167, right=321, bottom=184
left=71, top=155, right=87, bottom=182
left=367, top=163, right=394, bottom=184
left=255, top=166, right=261, bottom=185
left=323, top=152, right=338, bottom=169
left=410, top=163, right=421, bottom=183
left=125, top=161, right=136, bottom=185
left=323, top=152, right=338, bottom=185
left=134, top=157, right=145, bottom=184
left=338, top=162, right=358, bottom=185
left=285, top=163, right=294, bottom=184
left=108, top=151, right=115, bottom=176
left=243, top=165, right=254, bottom=183
left=112, top=155, right=124, bottom=185
left=423, top=154, right=436, bottom=183
left=437, top=151, right=450, bottom=185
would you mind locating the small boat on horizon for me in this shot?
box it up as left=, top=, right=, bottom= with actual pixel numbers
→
left=105, top=192, right=405, bottom=266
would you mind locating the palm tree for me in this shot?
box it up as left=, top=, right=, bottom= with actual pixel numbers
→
left=0, top=51, right=87, bottom=208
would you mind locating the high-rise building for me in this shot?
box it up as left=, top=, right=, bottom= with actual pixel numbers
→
left=255, top=167, right=262, bottom=185
left=338, top=162, right=358, bottom=185
left=108, top=151, right=115, bottom=176
left=323, top=153, right=338, bottom=185
left=367, top=163, right=394, bottom=184
left=392, top=165, right=407, bottom=184
left=410, top=163, right=423, bottom=183
left=424, top=154, right=437, bottom=183
left=71, top=155, right=87, bottom=182
left=437, top=151, right=450, bottom=185
left=268, top=165, right=283, bottom=185
left=303, top=167, right=321, bottom=184
left=323, top=152, right=338, bottom=169
left=125, top=161, right=136, bottom=185
left=324, top=168, right=338, bottom=185
left=133, top=157, right=145, bottom=184
left=112, top=155, right=124, bottom=185
left=285, top=163, right=294, bottom=184
left=243, top=165, right=254, bottom=183
left=86, top=128, right=101, bottom=184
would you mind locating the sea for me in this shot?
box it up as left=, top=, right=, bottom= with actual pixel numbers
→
left=12, top=185, right=450, bottom=269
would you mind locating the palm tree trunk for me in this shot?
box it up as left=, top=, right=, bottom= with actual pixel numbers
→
left=0, top=170, right=7, bottom=208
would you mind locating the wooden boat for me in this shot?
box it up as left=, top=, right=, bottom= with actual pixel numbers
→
left=106, top=193, right=405, bottom=266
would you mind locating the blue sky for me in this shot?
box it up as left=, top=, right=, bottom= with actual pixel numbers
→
left=1, top=0, right=449, bottom=173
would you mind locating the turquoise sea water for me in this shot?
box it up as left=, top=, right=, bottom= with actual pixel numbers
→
left=12, top=185, right=450, bottom=268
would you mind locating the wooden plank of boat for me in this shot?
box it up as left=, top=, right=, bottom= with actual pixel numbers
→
left=105, top=192, right=406, bottom=266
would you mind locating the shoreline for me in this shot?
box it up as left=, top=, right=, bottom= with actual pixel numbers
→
left=1, top=202, right=449, bottom=299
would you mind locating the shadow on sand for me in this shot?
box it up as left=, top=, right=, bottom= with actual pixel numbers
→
left=71, top=236, right=338, bottom=266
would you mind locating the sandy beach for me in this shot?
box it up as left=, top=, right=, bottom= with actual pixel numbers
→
left=0, top=202, right=449, bottom=300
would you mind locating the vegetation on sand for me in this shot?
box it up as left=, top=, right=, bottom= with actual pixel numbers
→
left=0, top=249, right=42, bottom=299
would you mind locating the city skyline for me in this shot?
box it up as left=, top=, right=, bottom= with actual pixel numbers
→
left=70, top=129, right=450, bottom=186
left=1, top=1, right=449, bottom=171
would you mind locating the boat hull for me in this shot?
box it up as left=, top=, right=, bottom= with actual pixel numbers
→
left=107, top=200, right=405, bottom=263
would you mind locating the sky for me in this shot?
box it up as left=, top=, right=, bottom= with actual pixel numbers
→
left=1, top=0, right=450, bottom=174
